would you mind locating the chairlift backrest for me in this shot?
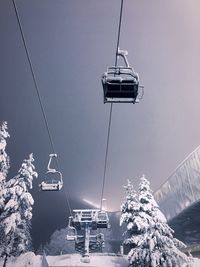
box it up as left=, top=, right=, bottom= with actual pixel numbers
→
left=47, top=153, right=57, bottom=172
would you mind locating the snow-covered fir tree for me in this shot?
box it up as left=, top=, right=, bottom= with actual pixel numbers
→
left=0, top=154, right=37, bottom=257
left=120, top=175, right=192, bottom=267
left=0, top=122, right=37, bottom=259
left=0, top=122, right=10, bottom=211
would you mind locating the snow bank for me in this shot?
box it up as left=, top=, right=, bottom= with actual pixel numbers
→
left=193, top=257, right=200, bottom=267
left=0, top=252, right=200, bottom=267
left=0, top=253, right=128, bottom=267
left=0, top=252, right=42, bottom=267
left=47, top=253, right=129, bottom=267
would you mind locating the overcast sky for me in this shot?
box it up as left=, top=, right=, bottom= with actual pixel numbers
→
left=1, top=0, right=200, bottom=245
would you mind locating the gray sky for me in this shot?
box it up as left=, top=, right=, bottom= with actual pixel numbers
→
left=1, top=0, right=200, bottom=215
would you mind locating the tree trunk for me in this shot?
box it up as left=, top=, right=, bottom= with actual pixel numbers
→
left=3, top=253, right=8, bottom=267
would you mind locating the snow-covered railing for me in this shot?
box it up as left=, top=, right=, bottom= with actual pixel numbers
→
left=154, top=145, right=200, bottom=221
left=42, top=252, right=50, bottom=267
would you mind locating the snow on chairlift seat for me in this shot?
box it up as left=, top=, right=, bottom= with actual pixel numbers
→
left=39, top=174, right=63, bottom=191
left=39, top=154, right=63, bottom=191
left=102, top=48, right=140, bottom=104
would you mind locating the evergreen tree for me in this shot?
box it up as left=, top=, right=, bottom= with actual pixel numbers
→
left=120, top=175, right=192, bottom=267
left=0, top=122, right=38, bottom=260
left=0, top=122, right=10, bottom=211
left=0, top=154, right=37, bottom=257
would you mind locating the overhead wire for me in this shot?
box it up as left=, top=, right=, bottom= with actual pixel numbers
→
left=12, top=0, right=72, bottom=216
left=100, top=0, right=124, bottom=210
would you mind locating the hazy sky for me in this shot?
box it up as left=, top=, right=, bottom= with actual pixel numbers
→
left=1, top=0, right=200, bottom=246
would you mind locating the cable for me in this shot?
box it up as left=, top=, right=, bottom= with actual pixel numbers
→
left=12, top=0, right=72, bottom=216
left=115, top=0, right=124, bottom=67
left=100, top=0, right=124, bottom=210
left=100, top=104, right=113, bottom=210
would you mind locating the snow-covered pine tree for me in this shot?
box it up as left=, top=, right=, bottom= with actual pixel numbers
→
left=120, top=179, right=140, bottom=238
left=120, top=175, right=192, bottom=267
left=0, top=122, right=10, bottom=261
left=0, top=122, right=10, bottom=211
left=0, top=154, right=37, bottom=257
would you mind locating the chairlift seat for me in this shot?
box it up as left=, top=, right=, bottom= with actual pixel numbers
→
left=39, top=180, right=63, bottom=191
left=97, top=211, right=110, bottom=228
left=102, top=66, right=139, bottom=103
left=66, top=226, right=77, bottom=241
left=70, top=209, right=110, bottom=230
left=39, top=154, right=63, bottom=192
left=40, top=171, right=63, bottom=191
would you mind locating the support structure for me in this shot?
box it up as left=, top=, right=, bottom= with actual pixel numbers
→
left=82, top=223, right=90, bottom=262
left=66, top=209, right=110, bottom=261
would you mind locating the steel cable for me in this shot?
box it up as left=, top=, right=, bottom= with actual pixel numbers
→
left=12, top=0, right=72, bottom=216
left=100, top=0, right=124, bottom=210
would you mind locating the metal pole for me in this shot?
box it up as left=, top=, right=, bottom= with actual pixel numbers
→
left=81, top=223, right=90, bottom=263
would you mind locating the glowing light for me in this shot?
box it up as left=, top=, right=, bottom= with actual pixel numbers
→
left=83, top=198, right=108, bottom=211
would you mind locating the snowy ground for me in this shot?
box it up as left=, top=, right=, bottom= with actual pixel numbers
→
left=0, top=253, right=128, bottom=267
left=47, top=253, right=128, bottom=267
left=0, top=252, right=200, bottom=267
left=0, top=252, right=42, bottom=267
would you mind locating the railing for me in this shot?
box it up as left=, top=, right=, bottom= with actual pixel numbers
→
left=42, top=252, right=50, bottom=267
left=154, top=145, right=200, bottom=221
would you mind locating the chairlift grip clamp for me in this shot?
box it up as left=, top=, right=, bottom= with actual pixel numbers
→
left=49, top=153, right=57, bottom=157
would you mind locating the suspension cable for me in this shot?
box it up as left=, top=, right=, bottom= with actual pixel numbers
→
left=100, top=104, right=113, bottom=210
left=100, top=0, right=124, bottom=210
left=115, top=0, right=124, bottom=67
left=12, top=0, right=72, bottom=216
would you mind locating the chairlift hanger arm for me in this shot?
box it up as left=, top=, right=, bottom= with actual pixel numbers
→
left=47, top=153, right=57, bottom=172
left=117, top=48, right=130, bottom=67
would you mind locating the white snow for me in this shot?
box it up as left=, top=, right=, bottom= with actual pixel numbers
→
left=0, top=253, right=128, bottom=267
left=3, top=212, right=21, bottom=235
left=4, top=198, right=18, bottom=210
left=0, top=252, right=200, bottom=267
left=47, top=253, right=129, bottom=267
left=0, top=252, right=42, bottom=267
left=193, top=257, right=200, bottom=267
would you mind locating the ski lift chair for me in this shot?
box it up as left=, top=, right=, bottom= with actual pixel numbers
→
left=39, top=154, right=63, bottom=191
left=96, top=233, right=105, bottom=249
left=102, top=48, right=141, bottom=104
left=66, top=216, right=77, bottom=241
left=97, top=210, right=110, bottom=229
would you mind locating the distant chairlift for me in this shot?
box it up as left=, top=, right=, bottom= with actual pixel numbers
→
left=39, top=154, right=63, bottom=191
left=66, top=209, right=110, bottom=257
left=102, top=48, right=143, bottom=104
left=71, top=209, right=110, bottom=230
left=66, top=216, right=77, bottom=241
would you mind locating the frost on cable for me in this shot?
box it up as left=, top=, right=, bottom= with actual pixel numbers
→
left=0, top=122, right=37, bottom=258
left=120, top=175, right=193, bottom=267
